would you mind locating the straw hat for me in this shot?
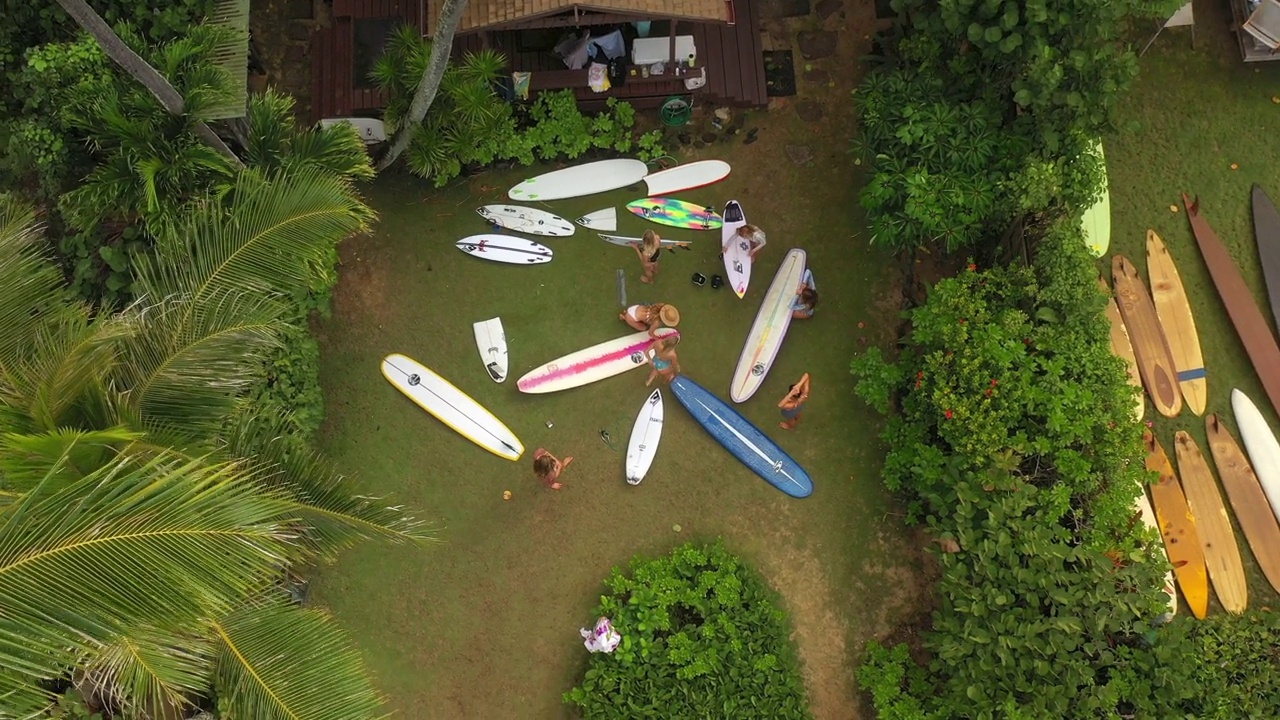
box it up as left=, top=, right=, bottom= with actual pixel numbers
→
left=660, top=305, right=681, bottom=327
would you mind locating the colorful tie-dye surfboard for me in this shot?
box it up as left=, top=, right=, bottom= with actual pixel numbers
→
left=626, top=197, right=723, bottom=230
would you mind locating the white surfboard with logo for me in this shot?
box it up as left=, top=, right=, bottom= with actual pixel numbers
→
left=625, top=389, right=664, bottom=485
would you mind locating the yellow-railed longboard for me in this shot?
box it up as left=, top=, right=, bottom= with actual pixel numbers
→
left=1114, top=255, right=1183, bottom=418
left=1174, top=431, right=1246, bottom=613
left=1147, top=230, right=1207, bottom=415
left=1144, top=430, right=1208, bottom=619
left=1099, top=276, right=1144, bottom=421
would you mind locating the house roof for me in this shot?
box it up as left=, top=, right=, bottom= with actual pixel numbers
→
left=429, top=0, right=733, bottom=33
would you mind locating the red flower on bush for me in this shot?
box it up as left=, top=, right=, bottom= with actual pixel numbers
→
left=944, top=409, right=953, bottom=419
left=967, top=263, right=977, bottom=271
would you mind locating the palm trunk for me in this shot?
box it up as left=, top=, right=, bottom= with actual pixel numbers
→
left=376, top=0, right=468, bottom=172
left=57, top=0, right=244, bottom=168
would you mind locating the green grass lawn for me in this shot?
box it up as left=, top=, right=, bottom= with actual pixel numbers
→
left=1108, top=2, right=1280, bottom=612
left=308, top=100, right=929, bottom=718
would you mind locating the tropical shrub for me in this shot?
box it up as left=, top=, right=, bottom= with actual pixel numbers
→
left=851, top=221, right=1199, bottom=717
left=372, top=24, right=664, bottom=186
left=564, top=542, right=810, bottom=719
left=1174, top=609, right=1280, bottom=718
left=855, top=0, right=1178, bottom=251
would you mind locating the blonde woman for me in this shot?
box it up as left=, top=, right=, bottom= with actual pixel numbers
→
left=619, top=303, right=680, bottom=337
left=633, top=230, right=663, bottom=283
left=533, top=448, right=573, bottom=490
left=645, top=334, right=680, bottom=387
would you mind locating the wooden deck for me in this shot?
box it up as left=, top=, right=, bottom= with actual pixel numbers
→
left=311, top=0, right=765, bottom=121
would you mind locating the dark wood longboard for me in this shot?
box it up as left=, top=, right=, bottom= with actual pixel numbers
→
left=1206, top=414, right=1280, bottom=596
left=1185, top=193, right=1280, bottom=417
left=1144, top=430, right=1209, bottom=619
left=1252, top=184, right=1280, bottom=333
left=1113, top=255, right=1183, bottom=418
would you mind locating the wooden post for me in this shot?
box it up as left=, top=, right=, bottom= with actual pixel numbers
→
left=667, top=20, right=676, bottom=63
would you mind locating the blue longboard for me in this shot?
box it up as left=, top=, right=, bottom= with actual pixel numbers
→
left=669, top=376, right=813, bottom=498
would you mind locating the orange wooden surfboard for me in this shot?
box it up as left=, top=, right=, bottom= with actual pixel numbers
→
left=1147, top=230, right=1207, bottom=415
left=1114, top=256, right=1183, bottom=418
left=1098, top=276, right=1144, bottom=421
left=1205, top=414, right=1280, bottom=595
left=1144, top=430, right=1208, bottom=618
left=1173, top=431, right=1247, bottom=613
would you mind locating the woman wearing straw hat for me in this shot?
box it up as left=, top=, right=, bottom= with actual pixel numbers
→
left=619, top=303, right=680, bottom=337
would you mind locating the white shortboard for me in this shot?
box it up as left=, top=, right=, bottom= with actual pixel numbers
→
left=381, top=354, right=523, bottom=461
left=577, top=208, right=617, bottom=232
left=517, top=328, right=679, bottom=394
left=599, top=234, right=692, bottom=250
left=472, top=317, right=508, bottom=383
left=507, top=159, right=648, bottom=202
left=456, top=235, right=552, bottom=265
left=642, top=160, right=731, bottom=196
left=730, top=249, right=806, bottom=403
left=625, top=389, right=664, bottom=485
left=1232, top=388, right=1280, bottom=522
left=477, top=205, right=575, bottom=237
left=318, top=117, right=386, bottom=144
left=1135, top=487, right=1179, bottom=619
left=721, top=200, right=750, bottom=298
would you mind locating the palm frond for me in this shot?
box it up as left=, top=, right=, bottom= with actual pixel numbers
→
left=111, top=290, right=285, bottom=439
left=221, top=414, right=437, bottom=555
left=0, top=427, right=143, bottom=495
left=284, top=123, right=375, bottom=181
left=139, top=167, right=374, bottom=307
left=0, top=445, right=300, bottom=707
left=213, top=599, right=387, bottom=720
left=81, top=624, right=215, bottom=716
left=0, top=197, right=70, bottom=370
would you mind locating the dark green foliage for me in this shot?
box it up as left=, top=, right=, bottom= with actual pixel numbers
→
left=851, top=222, right=1198, bottom=717
left=372, top=24, right=664, bottom=186
left=564, top=542, right=810, bottom=719
left=857, top=642, right=934, bottom=720
left=1175, top=610, right=1280, bottom=718
left=247, top=321, right=326, bottom=446
left=854, top=0, right=1173, bottom=250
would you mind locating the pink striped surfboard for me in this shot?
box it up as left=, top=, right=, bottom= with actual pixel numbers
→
left=517, top=328, right=679, bottom=394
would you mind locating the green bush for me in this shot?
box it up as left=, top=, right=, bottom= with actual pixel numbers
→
left=1175, top=610, right=1280, bottom=718
left=564, top=542, right=810, bottom=719
left=851, top=221, right=1198, bottom=718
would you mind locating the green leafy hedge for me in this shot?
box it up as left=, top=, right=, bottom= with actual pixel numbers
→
left=851, top=222, right=1196, bottom=717
left=565, top=542, right=810, bottom=719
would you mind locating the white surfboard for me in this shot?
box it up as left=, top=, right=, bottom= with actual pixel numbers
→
left=517, top=328, right=679, bottom=394
left=507, top=159, right=648, bottom=202
left=730, top=249, right=806, bottom=403
left=642, top=160, right=731, bottom=196
left=625, top=389, right=664, bottom=485
left=1135, top=487, right=1179, bottom=619
left=721, top=200, right=750, bottom=298
left=599, top=234, right=692, bottom=250
left=577, top=208, right=617, bottom=232
left=1232, top=388, right=1280, bottom=522
left=318, top=117, right=387, bottom=144
left=472, top=317, right=508, bottom=383
left=477, top=205, right=575, bottom=237
left=456, top=235, right=552, bottom=265
left=381, top=354, right=523, bottom=461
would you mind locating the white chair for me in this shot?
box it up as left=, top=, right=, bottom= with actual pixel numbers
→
left=1244, top=0, right=1280, bottom=49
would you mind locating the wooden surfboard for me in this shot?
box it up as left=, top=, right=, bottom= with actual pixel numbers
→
left=1144, top=430, right=1209, bottom=619
left=1173, top=431, right=1247, bottom=614
left=1113, top=255, right=1183, bottom=418
left=1206, top=413, right=1280, bottom=596
left=1253, top=184, right=1280, bottom=333
left=1185, top=194, right=1280, bottom=418
left=1099, top=276, right=1144, bottom=421
left=1147, top=231, right=1207, bottom=415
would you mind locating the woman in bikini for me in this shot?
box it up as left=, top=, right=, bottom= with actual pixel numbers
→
left=791, top=269, right=818, bottom=319
left=645, top=334, right=681, bottom=387
left=533, top=449, right=573, bottom=490
left=778, top=373, right=810, bottom=430
left=633, top=230, right=662, bottom=284
left=619, top=303, right=680, bottom=337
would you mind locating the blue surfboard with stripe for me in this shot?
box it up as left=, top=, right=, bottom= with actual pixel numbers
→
left=670, top=376, right=813, bottom=498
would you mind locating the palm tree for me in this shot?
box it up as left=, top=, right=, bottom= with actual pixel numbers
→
left=0, top=175, right=430, bottom=719
left=377, top=0, right=469, bottom=171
